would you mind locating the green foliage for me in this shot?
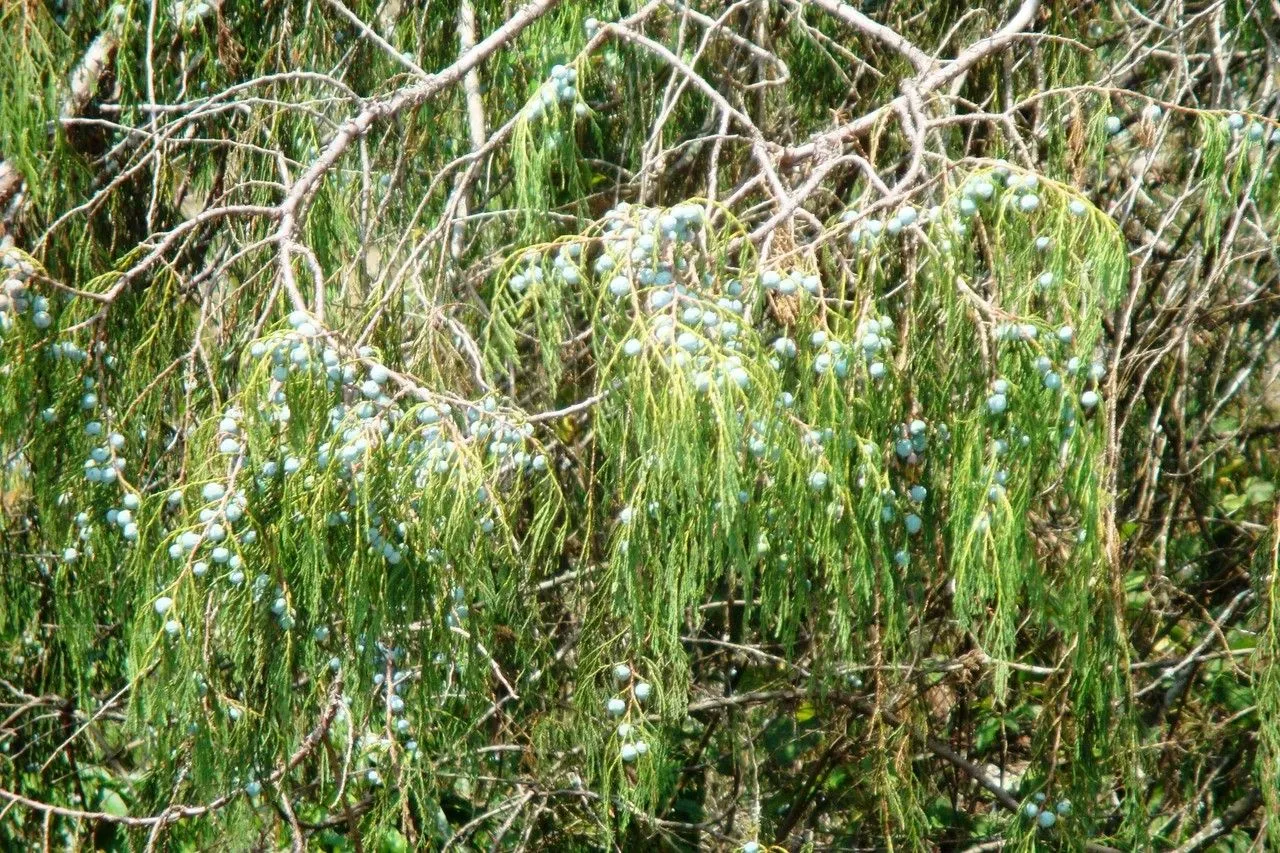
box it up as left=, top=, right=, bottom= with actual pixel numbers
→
left=1, top=0, right=1278, bottom=850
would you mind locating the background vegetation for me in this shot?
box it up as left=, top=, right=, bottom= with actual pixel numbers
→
left=1, top=0, right=1278, bottom=849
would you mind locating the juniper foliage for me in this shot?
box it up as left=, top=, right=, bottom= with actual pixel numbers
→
left=1, top=1, right=1278, bottom=850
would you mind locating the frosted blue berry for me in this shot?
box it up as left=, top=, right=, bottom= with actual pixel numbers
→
left=677, top=332, right=700, bottom=352
left=201, top=482, right=226, bottom=502
left=634, top=682, right=651, bottom=702
left=154, top=596, right=174, bottom=615
left=1056, top=799, right=1072, bottom=815
left=245, top=781, right=261, bottom=797
left=1104, top=115, right=1122, bottom=134
left=620, top=743, right=638, bottom=762
left=1023, top=802, right=1040, bottom=819
left=1043, top=371, right=1062, bottom=390
left=606, top=697, right=626, bottom=716
left=905, top=513, right=922, bottom=535
left=742, top=842, right=761, bottom=853
left=893, top=550, right=909, bottom=566
left=1080, top=390, right=1099, bottom=409
left=623, top=338, right=642, bottom=357
left=986, top=393, right=1007, bottom=414
left=1018, top=194, right=1040, bottom=212
left=1068, top=199, right=1086, bottom=217
left=1037, top=810, right=1057, bottom=828
left=807, top=471, right=828, bottom=491
left=613, top=664, right=632, bottom=682
left=909, top=485, right=926, bottom=503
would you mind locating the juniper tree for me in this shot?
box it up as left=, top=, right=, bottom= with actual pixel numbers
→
left=1, top=0, right=1279, bottom=850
